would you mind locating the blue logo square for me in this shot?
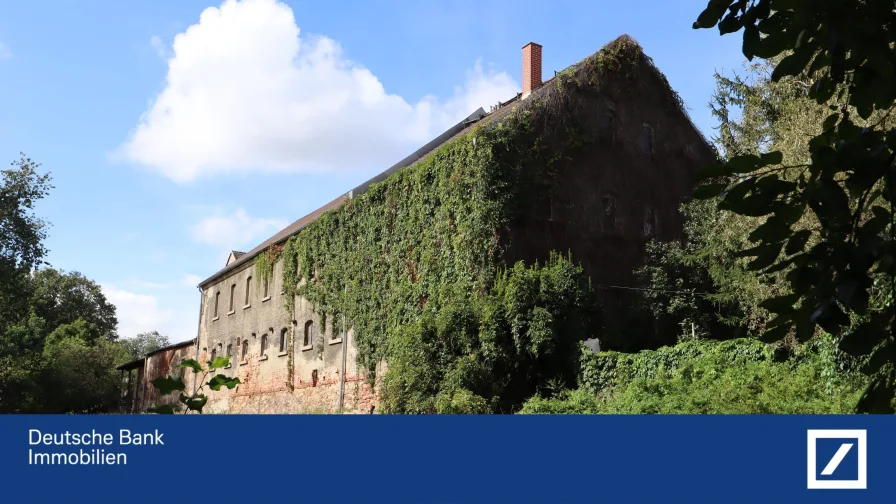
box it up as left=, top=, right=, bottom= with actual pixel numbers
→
left=815, top=438, right=859, bottom=481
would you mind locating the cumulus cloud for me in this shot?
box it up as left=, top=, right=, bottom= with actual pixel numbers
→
left=103, top=285, right=198, bottom=343
left=0, top=41, right=12, bottom=60
left=119, top=0, right=519, bottom=183
left=192, top=208, right=287, bottom=250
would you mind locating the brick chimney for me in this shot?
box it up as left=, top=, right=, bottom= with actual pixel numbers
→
left=522, top=42, right=543, bottom=99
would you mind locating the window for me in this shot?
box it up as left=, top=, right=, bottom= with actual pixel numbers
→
left=303, top=321, right=314, bottom=349
left=279, top=328, right=288, bottom=353
left=263, top=278, right=269, bottom=298
left=214, top=292, right=220, bottom=318
left=602, top=195, right=617, bottom=231
left=644, top=207, right=657, bottom=238
left=210, top=347, right=217, bottom=363
left=642, top=123, right=654, bottom=155
left=241, top=338, right=248, bottom=360
left=245, top=276, right=252, bottom=306
left=603, top=112, right=616, bottom=141
left=260, top=334, right=268, bottom=358
left=226, top=343, right=232, bottom=358
left=229, top=284, right=236, bottom=312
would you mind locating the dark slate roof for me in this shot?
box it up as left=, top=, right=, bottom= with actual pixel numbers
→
left=198, top=107, right=488, bottom=288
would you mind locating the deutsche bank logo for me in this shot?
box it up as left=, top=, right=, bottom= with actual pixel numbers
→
left=807, top=429, right=867, bottom=489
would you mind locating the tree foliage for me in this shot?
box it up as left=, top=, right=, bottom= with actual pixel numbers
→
left=0, top=154, right=131, bottom=414
left=120, top=331, right=171, bottom=360
left=692, top=0, right=896, bottom=412
left=148, top=356, right=240, bottom=414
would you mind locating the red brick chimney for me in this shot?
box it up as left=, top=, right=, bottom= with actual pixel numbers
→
left=522, top=42, right=543, bottom=99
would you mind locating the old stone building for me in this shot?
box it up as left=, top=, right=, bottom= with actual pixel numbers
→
left=117, top=339, right=196, bottom=412
left=170, top=35, right=715, bottom=414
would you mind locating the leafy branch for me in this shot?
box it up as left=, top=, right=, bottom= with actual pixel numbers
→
left=148, top=356, right=240, bottom=414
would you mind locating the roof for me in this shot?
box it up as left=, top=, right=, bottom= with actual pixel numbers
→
left=116, top=339, right=196, bottom=371
left=198, top=107, right=487, bottom=288
left=197, top=34, right=705, bottom=289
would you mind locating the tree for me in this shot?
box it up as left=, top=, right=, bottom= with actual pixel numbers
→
left=119, top=331, right=171, bottom=360
left=0, top=154, right=52, bottom=330
left=692, top=0, right=896, bottom=411
left=29, top=268, right=119, bottom=341
left=40, top=319, right=130, bottom=413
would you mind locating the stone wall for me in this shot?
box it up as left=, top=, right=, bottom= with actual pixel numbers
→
left=197, top=259, right=382, bottom=414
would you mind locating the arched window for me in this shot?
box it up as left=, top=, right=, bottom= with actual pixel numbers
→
left=260, top=333, right=268, bottom=357
left=303, top=321, right=314, bottom=349
left=279, top=328, right=288, bottom=353
left=241, top=339, right=248, bottom=360
left=229, top=284, right=236, bottom=312
left=210, top=347, right=217, bottom=363
left=245, top=276, right=252, bottom=306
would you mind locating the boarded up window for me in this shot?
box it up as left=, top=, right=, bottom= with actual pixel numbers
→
left=602, top=195, right=617, bottom=230
left=644, top=207, right=657, bottom=238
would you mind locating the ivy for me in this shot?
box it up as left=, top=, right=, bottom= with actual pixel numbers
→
left=268, top=36, right=679, bottom=412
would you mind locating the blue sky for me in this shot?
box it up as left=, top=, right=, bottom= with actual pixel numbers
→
left=0, top=0, right=745, bottom=343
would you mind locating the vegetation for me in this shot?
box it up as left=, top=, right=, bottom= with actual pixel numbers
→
left=522, top=337, right=864, bottom=414
left=690, top=0, right=896, bottom=412
left=148, top=356, right=240, bottom=414
left=275, top=37, right=655, bottom=413
left=0, top=154, right=170, bottom=413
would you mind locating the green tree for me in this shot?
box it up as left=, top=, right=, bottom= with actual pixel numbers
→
left=692, top=0, right=896, bottom=411
left=29, top=268, right=118, bottom=341
left=119, top=331, right=170, bottom=360
left=0, top=154, right=52, bottom=330
left=40, top=319, right=130, bottom=413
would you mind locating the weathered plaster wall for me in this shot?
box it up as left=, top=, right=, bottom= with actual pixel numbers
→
left=197, top=259, right=381, bottom=414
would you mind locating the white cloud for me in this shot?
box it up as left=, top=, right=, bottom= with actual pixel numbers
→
left=103, top=284, right=198, bottom=343
left=119, top=0, right=519, bottom=183
left=192, top=208, right=287, bottom=250
left=0, top=41, right=12, bottom=60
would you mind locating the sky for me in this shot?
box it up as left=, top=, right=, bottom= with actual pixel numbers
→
left=0, top=0, right=746, bottom=343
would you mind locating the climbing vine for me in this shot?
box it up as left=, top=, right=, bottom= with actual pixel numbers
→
left=254, top=244, right=282, bottom=295
left=274, top=36, right=672, bottom=412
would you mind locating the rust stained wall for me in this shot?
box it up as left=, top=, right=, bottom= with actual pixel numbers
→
left=141, top=344, right=197, bottom=409
left=502, top=56, right=716, bottom=351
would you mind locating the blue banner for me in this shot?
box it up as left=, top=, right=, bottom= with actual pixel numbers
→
left=0, top=415, right=892, bottom=502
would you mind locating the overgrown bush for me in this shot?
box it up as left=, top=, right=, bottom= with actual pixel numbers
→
left=381, top=253, right=600, bottom=414
left=521, top=337, right=864, bottom=414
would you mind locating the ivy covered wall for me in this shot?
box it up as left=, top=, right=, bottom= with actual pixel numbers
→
left=253, top=35, right=713, bottom=413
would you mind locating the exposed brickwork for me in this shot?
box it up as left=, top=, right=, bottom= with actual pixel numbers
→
left=522, top=42, right=543, bottom=97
